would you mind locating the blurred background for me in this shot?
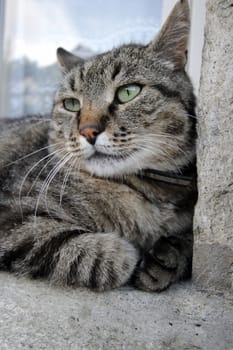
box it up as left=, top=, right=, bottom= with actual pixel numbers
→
left=0, top=0, right=205, bottom=119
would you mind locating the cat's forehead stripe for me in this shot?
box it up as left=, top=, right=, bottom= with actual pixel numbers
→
left=79, top=66, right=84, bottom=82
left=111, top=63, right=122, bottom=80
left=69, top=75, right=76, bottom=92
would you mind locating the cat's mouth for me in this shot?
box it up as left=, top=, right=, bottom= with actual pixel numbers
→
left=88, top=151, right=126, bottom=161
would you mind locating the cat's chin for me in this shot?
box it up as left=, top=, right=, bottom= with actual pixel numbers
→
left=80, top=149, right=185, bottom=178
left=81, top=151, right=142, bottom=178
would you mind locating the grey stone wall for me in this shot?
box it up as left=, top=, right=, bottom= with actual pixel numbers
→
left=193, top=0, right=233, bottom=291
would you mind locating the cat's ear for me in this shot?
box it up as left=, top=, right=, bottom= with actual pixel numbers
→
left=56, top=47, right=83, bottom=72
left=148, top=0, right=190, bottom=69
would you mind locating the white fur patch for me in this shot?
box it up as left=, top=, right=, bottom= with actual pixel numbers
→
left=79, top=135, right=95, bottom=159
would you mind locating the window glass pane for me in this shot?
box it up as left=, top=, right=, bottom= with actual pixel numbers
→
left=0, top=0, right=162, bottom=118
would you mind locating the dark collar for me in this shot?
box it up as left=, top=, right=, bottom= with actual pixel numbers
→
left=138, top=169, right=194, bottom=187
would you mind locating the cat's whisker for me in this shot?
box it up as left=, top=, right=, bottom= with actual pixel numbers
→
left=43, top=154, right=73, bottom=207
left=137, top=144, right=169, bottom=162
left=147, top=136, right=191, bottom=161
left=73, top=156, right=82, bottom=178
left=26, top=149, right=67, bottom=196
left=5, top=142, right=64, bottom=168
left=44, top=154, right=73, bottom=219
left=128, top=151, right=143, bottom=173
left=59, top=157, right=77, bottom=206
left=140, top=135, right=189, bottom=159
left=141, top=133, right=183, bottom=143
left=187, top=114, right=197, bottom=120
left=144, top=145, right=187, bottom=173
left=144, top=133, right=187, bottom=149
left=18, top=148, right=66, bottom=220
left=34, top=153, right=72, bottom=224
left=138, top=138, right=176, bottom=152
left=136, top=143, right=184, bottom=173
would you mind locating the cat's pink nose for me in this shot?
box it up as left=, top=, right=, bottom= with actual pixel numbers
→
left=79, top=124, right=101, bottom=145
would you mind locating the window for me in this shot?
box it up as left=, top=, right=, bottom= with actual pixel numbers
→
left=0, top=0, right=205, bottom=119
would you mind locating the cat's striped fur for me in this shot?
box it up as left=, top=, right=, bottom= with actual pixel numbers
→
left=0, top=0, right=197, bottom=291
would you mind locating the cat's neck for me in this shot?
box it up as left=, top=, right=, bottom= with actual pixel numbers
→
left=120, top=161, right=197, bottom=204
left=138, top=162, right=196, bottom=187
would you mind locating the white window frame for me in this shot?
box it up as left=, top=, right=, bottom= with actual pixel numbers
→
left=0, top=0, right=6, bottom=118
left=0, top=0, right=206, bottom=118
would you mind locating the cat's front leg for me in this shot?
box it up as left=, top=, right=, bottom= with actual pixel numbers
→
left=0, top=218, right=139, bottom=291
left=132, top=235, right=193, bottom=292
left=49, top=232, right=139, bottom=291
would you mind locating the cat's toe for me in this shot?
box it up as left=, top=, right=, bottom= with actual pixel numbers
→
left=132, top=264, right=176, bottom=292
left=151, top=237, right=179, bottom=269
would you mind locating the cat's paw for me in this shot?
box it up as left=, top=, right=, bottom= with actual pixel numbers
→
left=132, top=246, right=178, bottom=292
left=152, top=236, right=179, bottom=269
left=132, top=261, right=177, bottom=292
left=132, top=236, right=191, bottom=292
left=50, top=233, right=139, bottom=291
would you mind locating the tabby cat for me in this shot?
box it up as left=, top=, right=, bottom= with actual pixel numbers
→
left=0, top=0, right=197, bottom=292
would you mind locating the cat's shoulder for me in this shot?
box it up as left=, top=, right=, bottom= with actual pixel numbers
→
left=0, top=115, right=50, bottom=134
left=0, top=115, right=51, bottom=167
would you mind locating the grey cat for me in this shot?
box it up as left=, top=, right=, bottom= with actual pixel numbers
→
left=0, top=0, right=197, bottom=292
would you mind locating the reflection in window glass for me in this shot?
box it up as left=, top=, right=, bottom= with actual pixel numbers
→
left=0, top=0, right=162, bottom=118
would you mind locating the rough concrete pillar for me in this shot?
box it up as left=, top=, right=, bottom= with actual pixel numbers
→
left=193, top=0, right=233, bottom=291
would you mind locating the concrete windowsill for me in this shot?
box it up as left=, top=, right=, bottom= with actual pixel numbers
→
left=0, top=272, right=232, bottom=350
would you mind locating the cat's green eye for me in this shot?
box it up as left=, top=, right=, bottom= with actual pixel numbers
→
left=63, top=98, right=80, bottom=112
left=117, top=84, right=141, bottom=104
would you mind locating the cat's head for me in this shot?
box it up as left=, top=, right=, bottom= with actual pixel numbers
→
left=50, top=0, right=196, bottom=178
